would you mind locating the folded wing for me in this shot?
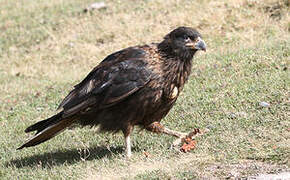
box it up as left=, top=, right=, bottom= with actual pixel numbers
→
left=58, top=48, right=152, bottom=118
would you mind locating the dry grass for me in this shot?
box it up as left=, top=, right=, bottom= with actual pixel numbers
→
left=1, top=0, right=288, bottom=80
left=0, top=0, right=289, bottom=179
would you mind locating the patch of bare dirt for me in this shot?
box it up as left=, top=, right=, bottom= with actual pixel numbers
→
left=203, top=160, right=289, bottom=179
left=244, top=0, right=289, bottom=21
left=263, top=0, right=289, bottom=20
left=249, top=172, right=290, bottom=180
left=84, top=154, right=289, bottom=180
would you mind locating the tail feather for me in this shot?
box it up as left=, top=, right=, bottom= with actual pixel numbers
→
left=25, top=112, right=63, bottom=134
left=18, top=112, right=76, bottom=150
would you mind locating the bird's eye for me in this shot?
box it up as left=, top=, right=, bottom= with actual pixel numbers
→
left=184, top=35, right=191, bottom=42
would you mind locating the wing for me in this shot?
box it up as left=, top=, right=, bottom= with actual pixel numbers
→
left=57, top=47, right=151, bottom=118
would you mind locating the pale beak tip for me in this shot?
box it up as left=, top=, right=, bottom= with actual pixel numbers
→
left=195, top=38, right=207, bottom=52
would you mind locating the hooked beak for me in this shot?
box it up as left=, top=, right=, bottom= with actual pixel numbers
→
left=185, top=37, right=207, bottom=52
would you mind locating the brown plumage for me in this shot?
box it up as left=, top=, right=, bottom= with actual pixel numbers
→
left=18, top=26, right=206, bottom=157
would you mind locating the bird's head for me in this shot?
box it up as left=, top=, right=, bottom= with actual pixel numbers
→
left=159, top=27, right=206, bottom=61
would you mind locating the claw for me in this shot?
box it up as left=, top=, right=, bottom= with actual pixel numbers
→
left=170, top=128, right=209, bottom=151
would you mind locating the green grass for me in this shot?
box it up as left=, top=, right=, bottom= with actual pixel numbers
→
left=0, top=0, right=289, bottom=179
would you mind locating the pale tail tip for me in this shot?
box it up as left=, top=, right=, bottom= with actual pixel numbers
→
left=17, top=145, right=24, bottom=150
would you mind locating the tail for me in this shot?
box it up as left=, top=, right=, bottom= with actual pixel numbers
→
left=17, top=112, right=76, bottom=150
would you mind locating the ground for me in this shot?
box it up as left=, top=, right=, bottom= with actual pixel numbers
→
left=0, top=0, right=289, bottom=179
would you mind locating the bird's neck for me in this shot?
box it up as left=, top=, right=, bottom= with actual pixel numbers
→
left=157, top=41, right=194, bottom=90
left=173, top=57, right=193, bottom=90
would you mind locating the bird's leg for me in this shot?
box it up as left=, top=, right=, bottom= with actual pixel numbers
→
left=145, top=122, right=186, bottom=138
left=162, top=127, right=187, bottom=138
left=146, top=122, right=205, bottom=148
left=125, top=135, right=131, bottom=158
left=123, top=126, right=133, bottom=158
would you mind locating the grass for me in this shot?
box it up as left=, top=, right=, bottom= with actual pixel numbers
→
left=0, top=0, right=289, bottom=179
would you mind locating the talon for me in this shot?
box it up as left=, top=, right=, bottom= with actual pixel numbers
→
left=170, top=128, right=209, bottom=152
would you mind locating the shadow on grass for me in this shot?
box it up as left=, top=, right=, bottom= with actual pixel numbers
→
left=6, top=145, right=141, bottom=169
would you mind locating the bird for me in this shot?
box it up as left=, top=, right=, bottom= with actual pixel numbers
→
left=18, top=26, right=206, bottom=158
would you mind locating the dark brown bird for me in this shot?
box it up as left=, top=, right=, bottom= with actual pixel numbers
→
left=18, top=26, right=206, bottom=157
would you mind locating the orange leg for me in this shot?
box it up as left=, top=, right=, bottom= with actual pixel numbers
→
left=146, top=122, right=207, bottom=148
left=146, top=122, right=187, bottom=138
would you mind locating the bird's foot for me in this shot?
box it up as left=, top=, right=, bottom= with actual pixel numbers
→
left=170, top=128, right=209, bottom=152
